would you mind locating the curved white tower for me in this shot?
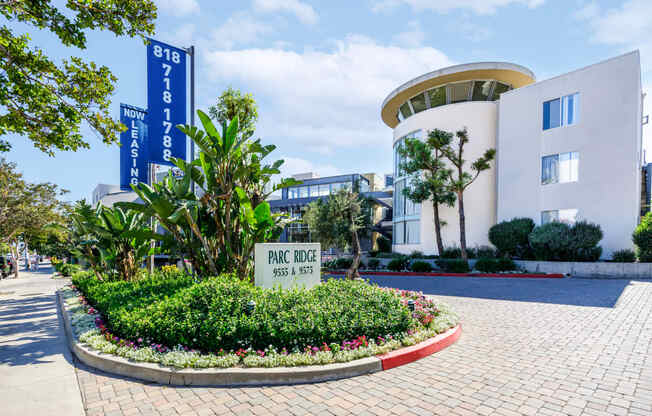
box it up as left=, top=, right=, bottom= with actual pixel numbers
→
left=381, top=62, right=536, bottom=255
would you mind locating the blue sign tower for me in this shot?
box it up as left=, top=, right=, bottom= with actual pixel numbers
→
left=146, top=38, right=187, bottom=166
left=119, top=104, right=148, bottom=190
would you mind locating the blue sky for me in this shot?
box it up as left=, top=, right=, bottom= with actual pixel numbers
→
left=5, top=0, right=652, bottom=201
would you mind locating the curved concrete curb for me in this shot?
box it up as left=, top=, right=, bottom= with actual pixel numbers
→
left=327, top=270, right=565, bottom=278
left=57, top=291, right=460, bottom=386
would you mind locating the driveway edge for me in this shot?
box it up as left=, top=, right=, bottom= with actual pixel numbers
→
left=58, top=291, right=459, bottom=386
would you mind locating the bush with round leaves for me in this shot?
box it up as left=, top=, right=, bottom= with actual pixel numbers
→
left=387, top=256, right=410, bottom=271
left=529, top=220, right=602, bottom=261
left=409, top=261, right=432, bottom=273
left=611, top=249, right=636, bottom=263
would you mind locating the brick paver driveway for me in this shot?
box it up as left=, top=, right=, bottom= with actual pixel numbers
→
left=76, top=276, right=652, bottom=416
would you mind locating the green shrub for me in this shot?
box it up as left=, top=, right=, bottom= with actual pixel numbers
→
left=368, top=250, right=378, bottom=258
left=410, top=261, right=432, bottom=273
left=377, top=236, right=391, bottom=253
left=409, top=250, right=424, bottom=259
left=435, top=259, right=470, bottom=273
left=529, top=220, right=603, bottom=261
left=474, top=257, right=516, bottom=273
left=611, top=249, right=636, bottom=263
left=634, top=212, right=652, bottom=262
left=387, top=256, right=409, bottom=271
left=60, top=263, right=81, bottom=277
left=488, top=218, right=535, bottom=259
left=440, top=246, right=461, bottom=259
left=74, top=275, right=412, bottom=351
left=334, top=257, right=353, bottom=269
left=473, top=245, right=497, bottom=259
left=367, top=258, right=380, bottom=270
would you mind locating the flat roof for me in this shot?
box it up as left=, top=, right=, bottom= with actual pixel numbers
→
left=381, top=62, right=536, bottom=128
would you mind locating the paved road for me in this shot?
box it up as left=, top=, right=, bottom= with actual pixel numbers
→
left=0, top=265, right=85, bottom=416
left=72, top=275, right=652, bottom=416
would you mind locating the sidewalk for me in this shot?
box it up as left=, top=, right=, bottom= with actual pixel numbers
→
left=0, top=265, right=85, bottom=416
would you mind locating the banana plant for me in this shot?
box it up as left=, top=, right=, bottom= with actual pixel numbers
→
left=173, top=110, right=299, bottom=279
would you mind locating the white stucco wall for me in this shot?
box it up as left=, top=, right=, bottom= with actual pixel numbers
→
left=497, top=51, right=643, bottom=258
left=392, top=101, right=498, bottom=255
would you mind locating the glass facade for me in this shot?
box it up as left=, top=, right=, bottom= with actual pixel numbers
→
left=393, top=131, right=423, bottom=245
left=396, top=79, right=513, bottom=123
left=286, top=179, right=364, bottom=200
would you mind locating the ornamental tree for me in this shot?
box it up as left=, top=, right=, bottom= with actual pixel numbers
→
left=208, top=87, right=259, bottom=140
left=435, top=128, right=495, bottom=261
left=303, top=190, right=372, bottom=280
left=0, top=0, right=156, bottom=154
left=397, top=131, right=455, bottom=256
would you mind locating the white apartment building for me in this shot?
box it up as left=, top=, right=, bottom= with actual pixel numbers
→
left=381, top=51, right=643, bottom=257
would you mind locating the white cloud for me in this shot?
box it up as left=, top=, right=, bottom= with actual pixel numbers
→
left=457, top=19, right=492, bottom=42
left=155, top=0, right=199, bottom=16
left=392, top=20, right=425, bottom=47
left=576, top=0, right=652, bottom=59
left=372, top=0, right=544, bottom=15
left=279, top=157, right=343, bottom=177
left=159, top=23, right=196, bottom=46
left=203, top=35, right=454, bottom=153
left=253, top=0, right=319, bottom=24
left=211, top=12, right=273, bottom=50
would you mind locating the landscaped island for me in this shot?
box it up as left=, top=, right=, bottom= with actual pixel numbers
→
left=66, top=270, right=458, bottom=369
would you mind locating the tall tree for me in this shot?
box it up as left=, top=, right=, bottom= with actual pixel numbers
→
left=438, top=128, right=495, bottom=261
left=208, top=87, right=259, bottom=140
left=397, top=131, right=455, bottom=255
left=0, top=0, right=156, bottom=154
left=303, top=190, right=372, bottom=280
left=0, top=158, right=66, bottom=276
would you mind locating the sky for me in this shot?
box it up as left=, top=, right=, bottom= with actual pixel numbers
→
left=4, top=0, right=652, bottom=202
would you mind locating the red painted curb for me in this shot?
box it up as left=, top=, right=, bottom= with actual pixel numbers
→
left=377, top=325, right=462, bottom=370
left=326, top=270, right=565, bottom=278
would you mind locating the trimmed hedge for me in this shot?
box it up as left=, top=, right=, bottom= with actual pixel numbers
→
left=488, top=218, right=535, bottom=259
left=435, top=259, right=470, bottom=273
left=529, top=220, right=602, bottom=262
left=474, top=258, right=516, bottom=273
left=367, top=258, right=380, bottom=270
left=611, top=249, right=636, bottom=263
left=409, top=261, right=432, bottom=273
left=72, top=273, right=413, bottom=352
left=387, top=256, right=410, bottom=271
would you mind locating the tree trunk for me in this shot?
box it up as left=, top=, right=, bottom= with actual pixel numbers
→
left=11, top=243, right=19, bottom=278
left=433, top=202, right=444, bottom=255
left=347, top=225, right=362, bottom=280
left=457, top=191, right=468, bottom=261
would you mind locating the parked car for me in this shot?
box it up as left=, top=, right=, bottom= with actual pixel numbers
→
left=0, top=256, right=14, bottom=279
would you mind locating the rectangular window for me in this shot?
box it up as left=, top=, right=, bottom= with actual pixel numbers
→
left=288, top=187, right=299, bottom=199
left=318, top=184, right=330, bottom=196
left=491, top=82, right=511, bottom=101
left=309, top=185, right=319, bottom=197
left=298, top=186, right=308, bottom=198
left=543, top=98, right=561, bottom=130
left=472, top=80, right=493, bottom=101
left=562, top=93, right=579, bottom=126
left=541, top=152, right=579, bottom=185
left=394, top=221, right=404, bottom=245
left=543, top=93, right=579, bottom=130
left=541, top=209, right=578, bottom=224
left=399, top=102, right=412, bottom=119
left=405, top=220, right=420, bottom=244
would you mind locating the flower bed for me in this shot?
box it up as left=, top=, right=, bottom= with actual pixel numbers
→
left=67, top=271, right=458, bottom=369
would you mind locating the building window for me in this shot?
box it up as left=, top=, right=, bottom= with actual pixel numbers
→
left=428, top=87, right=446, bottom=108
left=543, top=93, right=579, bottom=130
left=491, top=82, right=511, bottom=100
left=472, top=80, right=493, bottom=101
left=399, top=102, right=412, bottom=119
left=449, top=81, right=473, bottom=103
left=318, top=184, right=329, bottom=196
left=541, top=152, right=579, bottom=184
left=410, top=93, right=427, bottom=113
left=288, top=187, right=299, bottom=199
left=541, top=209, right=578, bottom=225
left=298, top=186, right=308, bottom=198
left=393, top=220, right=420, bottom=245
